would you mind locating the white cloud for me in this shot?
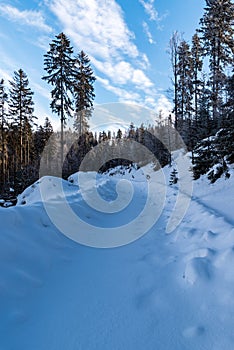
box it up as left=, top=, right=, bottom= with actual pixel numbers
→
left=47, top=0, right=156, bottom=104
left=47, top=0, right=138, bottom=60
left=139, top=0, right=159, bottom=21
left=143, top=22, right=156, bottom=44
left=97, top=76, right=141, bottom=103
left=92, top=57, right=153, bottom=91
left=139, top=0, right=168, bottom=29
left=140, top=53, right=150, bottom=69
left=0, top=4, right=52, bottom=32
left=92, top=59, right=133, bottom=85
left=36, top=35, right=54, bottom=51
left=154, top=94, right=172, bottom=117
left=132, top=69, right=153, bottom=89
left=96, top=76, right=171, bottom=121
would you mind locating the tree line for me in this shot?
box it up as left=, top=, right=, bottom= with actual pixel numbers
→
left=169, top=0, right=234, bottom=181
left=0, top=32, right=179, bottom=200
left=0, top=33, right=96, bottom=198
left=0, top=0, right=233, bottom=202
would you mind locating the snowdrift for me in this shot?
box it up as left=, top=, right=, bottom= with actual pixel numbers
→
left=0, top=152, right=234, bottom=349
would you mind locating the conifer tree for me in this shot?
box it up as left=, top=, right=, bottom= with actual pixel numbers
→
left=169, top=168, right=178, bottom=185
left=0, top=79, right=8, bottom=187
left=199, top=0, right=234, bottom=124
left=73, top=50, right=96, bottom=134
left=177, top=40, right=194, bottom=123
left=196, top=74, right=212, bottom=138
left=8, top=69, right=35, bottom=171
left=191, top=33, right=203, bottom=122
left=176, top=40, right=194, bottom=148
left=169, top=31, right=181, bottom=129
left=42, top=33, right=75, bottom=166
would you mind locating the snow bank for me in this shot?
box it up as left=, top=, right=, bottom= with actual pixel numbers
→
left=0, top=154, right=234, bottom=349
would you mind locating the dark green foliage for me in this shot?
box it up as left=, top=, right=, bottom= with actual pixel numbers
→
left=177, top=40, right=193, bottom=123
left=207, top=162, right=229, bottom=183
left=193, top=137, right=219, bottom=179
left=8, top=69, right=37, bottom=178
left=63, top=131, right=97, bottom=178
left=169, top=168, right=178, bottom=185
left=168, top=0, right=234, bottom=180
left=73, top=51, right=96, bottom=134
left=199, top=0, right=234, bottom=122
left=99, top=159, right=133, bottom=174
left=42, top=33, right=75, bottom=165
left=0, top=79, right=8, bottom=189
left=193, top=127, right=234, bottom=182
left=42, top=33, right=74, bottom=120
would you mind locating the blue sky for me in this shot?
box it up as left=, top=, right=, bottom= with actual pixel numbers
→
left=0, top=0, right=205, bottom=129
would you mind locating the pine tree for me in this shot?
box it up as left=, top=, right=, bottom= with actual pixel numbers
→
left=128, top=122, right=136, bottom=139
left=169, top=168, right=178, bottom=185
left=199, top=0, right=234, bottom=125
left=196, top=74, right=212, bottom=139
left=33, top=117, right=54, bottom=159
left=225, top=71, right=234, bottom=128
left=0, top=79, right=8, bottom=188
left=177, top=40, right=194, bottom=124
left=8, top=69, right=35, bottom=172
left=176, top=40, right=195, bottom=149
left=73, top=50, right=96, bottom=134
left=116, top=129, right=122, bottom=139
left=191, top=33, right=203, bottom=122
left=169, top=31, right=181, bottom=129
left=42, top=33, right=75, bottom=166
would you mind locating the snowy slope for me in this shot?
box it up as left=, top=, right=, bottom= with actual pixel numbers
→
left=0, top=154, right=234, bottom=350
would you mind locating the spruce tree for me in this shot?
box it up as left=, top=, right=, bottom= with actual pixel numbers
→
left=42, top=33, right=75, bottom=166
left=176, top=40, right=194, bottom=148
left=196, top=74, right=212, bottom=138
left=8, top=69, right=35, bottom=172
left=199, top=0, right=234, bottom=125
left=73, top=50, right=96, bottom=134
left=169, top=31, right=181, bottom=129
left=169, top=168, right=178, bottom=185
left=191, top=33, right=203, bottom=122
left=177, top=40, right=194, bottom=123
left=0, top=79, right=8, bottom=188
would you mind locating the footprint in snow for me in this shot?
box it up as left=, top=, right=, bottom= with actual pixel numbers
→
left=203, top=230, right=219, bottom=240
left=139, top=252, right=161, bottom=266
left=183, top=256, right=213, bottom=285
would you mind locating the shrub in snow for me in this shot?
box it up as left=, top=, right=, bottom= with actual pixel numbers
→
left=193, top=128, right=234, bottom=183
left=207, top=161, right=230, bottom=184
left=169, top=168, right=178, bottom=185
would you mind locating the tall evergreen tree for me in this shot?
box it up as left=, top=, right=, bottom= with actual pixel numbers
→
left=176, top=40, right=194, bottom=147
left=169, top=31, right=181, bottom=129
left=191, top=33, right=203, bottom=122
left=73, top=50, right=96, bottom=134
left=196, top=74, right=212, bottom=138
left=177, top=40, right=194, bottom=122
left=8, top=69, right=35, bottom=171
left=225, top=71, right=234, bottom=127
left=199, top=0, right=234, bottom=124
left=0, top=79, right=8, bottom=187
left=42, top=33, right=75, bottom=166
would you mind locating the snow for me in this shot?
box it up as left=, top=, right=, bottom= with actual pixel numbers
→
left=0, top=152, right=234, bottom=349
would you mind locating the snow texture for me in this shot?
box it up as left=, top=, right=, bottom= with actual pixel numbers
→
left=0, top=152, right=234, bottom=349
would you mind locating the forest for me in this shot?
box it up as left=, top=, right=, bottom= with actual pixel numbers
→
left=0, top=0, right=233, bottom=202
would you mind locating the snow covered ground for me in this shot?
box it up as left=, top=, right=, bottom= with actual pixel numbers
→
left=0, top=152, right=234, bottom=350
